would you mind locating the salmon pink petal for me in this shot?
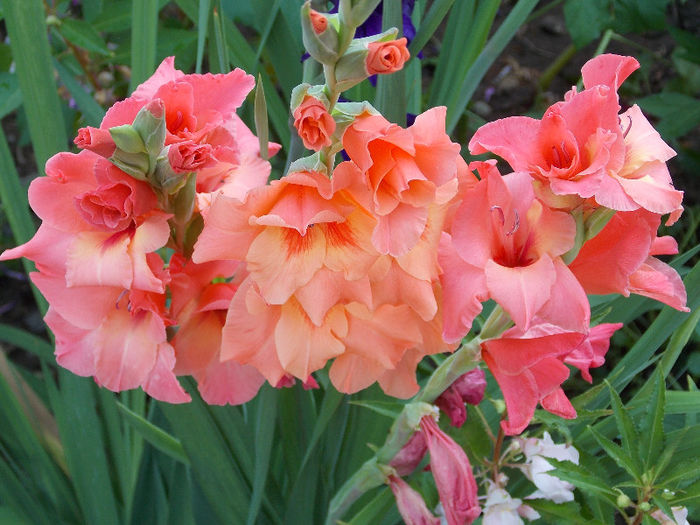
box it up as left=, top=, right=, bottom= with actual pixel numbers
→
left=172, top=311, right=222, bottom=374
left=46, top=307, right=96, bottom=377
left=378, top=347, right=427, bottom=399
left=30, top=272, right=121, bottom=329
left=485, top=256, right=556, bottom=331
left=0, top=224, right=71, bottom=274
left=93, top=309, right=162, bottom=392
left=187, top=69, right=255, bottom=118
left=131, top=56, right=184, bottom=100
left=128, top=215, right=171, bottom=292
left=540, top=388, right=576, bottom=420
left=193, top=193, right=262, bottom=263
left=629, top=257, right=688, bottom=311
left=533, top=258, right=590, bottom=333
left=581, top=53, right=639, bottom=91
left=195, top=359, right=264, bottom=405
left=651, top=236, right=678, bottom=256
left=275, top=300, right=346, bottom=379
left=621, top=105, right=675, bottom=169
left=468, top=116, right=541, bottom=171
left=438, top=235, right=488, bottom=342
left=371, top=259, right=438, bottom=322
left=247, top=226, right=326, bottom=304
left=329, top=303, right=422, bottom=394
left=396, top=204, right=447, bottom=282
left=221, top=279, right=286, bottom=385
left=294, top=270, right=372, bottom=326
left=565, top=323, right=622, bottom=382
left=615, top=163, right=684, bottom=217
left=569, top=210, right=658, bottom=295
left=65, top=229, right=133, bottom=289
left=372, top=201, right=429, bottom=257
left=142, top=343, right=190, bottom=403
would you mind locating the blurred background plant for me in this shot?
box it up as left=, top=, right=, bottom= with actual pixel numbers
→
left=0, top=0, right=698, bottom=523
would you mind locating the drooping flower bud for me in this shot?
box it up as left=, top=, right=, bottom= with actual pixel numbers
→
left=420, top=416, right=481, bottom=524
left=388, top=475, right=440, bottom=525
left=389, top=430, right=427, bottom=477
left=435, top=368, right=487, bottom=427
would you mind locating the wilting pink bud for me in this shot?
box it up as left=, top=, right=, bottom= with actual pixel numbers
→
left=168, top=141, right=214, bottom=173
left=302, top=375, right=319, bottom=390
left=388, top=475, right=440, bottom=525
left=435, top=386, right=467, bottom=428
left=435, top=368, right=487, bottom=427
left=420, top=416, right=481, bottom=524
left=453, top=368, right=487, bottom=405
left=74, top=126, right=116, bottom=158
left=390, top=431, right=428, bottom=477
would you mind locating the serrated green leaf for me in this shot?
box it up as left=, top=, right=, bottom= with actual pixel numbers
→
left=657, top=457, right=700, bottom=487
left=605, top=381, right=643, bottom=472
left=588, top=425, right=642, bottom=479
left=639, top=368, right=665, bottom=469
left=670, top=477, right=700, bottom=506
left=547, top=458, right=617, bottom=501
left=116, top=401, right=188, bottom=465
left=58, top=18, right=111, bottom=56
left=654, top=427, right=688, bottom=480
left=525, top=499, right=589, bottom=524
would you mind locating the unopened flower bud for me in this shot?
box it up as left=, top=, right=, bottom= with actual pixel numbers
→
left=616, top=494, right=632, bottom=508
left=301, top=2, right=340, bottom=65
left=74, top=126, right=116, bottom=158
left=638, top=501, right=651, bottom=512
left=365, top=37, right=410, bottom=75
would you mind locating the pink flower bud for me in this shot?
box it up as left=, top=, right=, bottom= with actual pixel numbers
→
left=420, top=416, right=481, bottom=525
left=168, top=141, right=214, bottom=173
left=435, top=369, right=486, bottom=427
left=293, top=95, right=336, bottom=151
left=390, top=431, right=428, bottom=476
left=365, top=38, right=410, bottom=75
left=309, top=9, right=328, bottom=34
left=388, top=475, right=440, bottom=525
left=74, top=126, right=116, bottom=158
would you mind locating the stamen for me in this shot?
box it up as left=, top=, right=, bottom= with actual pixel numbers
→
left=621, top=115, right=633, bottom=138
left=115, top=289, right=128, bottom=309
left=551, top=145, right=562, bottom=168
left=490, top=205, right=505, bottom=226
left=506, top=209, right=520, bottom=236
left=559, top=140, right=571, bottom=165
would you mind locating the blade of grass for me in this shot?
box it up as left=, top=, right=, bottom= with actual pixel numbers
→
left=196, top=0, right=212, bottom=73
left=409, top=0, right=455, bottom=57
left=0, top=323, right=53, bottom=362
left=210, top=3, right=230, bottom=73
left=3, top=0, right=69, bottom=168
left=54, top=58, right=105, bottom=127
left=130, top=0, right=159, bottom=92
left=375, top=1, right=406, bottom=125
left=246, top=385, right=278, bottom=525
left=447, top=0, right=539, bottom=134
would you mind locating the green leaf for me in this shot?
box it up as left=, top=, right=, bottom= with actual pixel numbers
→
left=246, top=386, right=277, bottom=525
left=58, top=18, right=111, bottom=56
left=0, top=72, right=22, bottom=118
left=3, top=0, right=69, bottom=168
left=195, top=0, right=211, bottom=73
left=525, top=499, right=590, bottom=524
left=116, top=401, right=189, bottom=465
left=588, top=425, right=642, bottom=479
left=606, top=381, right=643, bottom=471
left=374, top=1, right=406, bottom=126
left=344, top=487, right=396, bottom=525
left=54, top=58, right=105, bottom=127
left=0, top=324, right=53, bottom=362
left=408, top=0, right=455, bottom=57
left=130, top=0, right=159, bottom=92
left=563, top=0, right=612, bottom=48
left=671, top=477, right=700, bottom=506
left=638, top=368, right=666, bottom=469
left=446, top=0, right=538, bottom=133
left=547, top=458, right=617, bottom=502
left=254, top=74, right=269, bottom=161
left=637, top=92, right=700, bottom=139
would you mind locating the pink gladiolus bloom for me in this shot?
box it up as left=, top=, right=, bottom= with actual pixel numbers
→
left=390, top=431, right=428, bottom=477
left=569, top=209, right=688, bottom=311
left=469, top=54, right=683, bottom=220
left=169, top=254, right=264, bottom=405
left=420, top=416, right=481, bottom=524
left=388, top=475, right=440, bottom=525
left=339, top=106, right=467, bottom=256
left=440, top=165, right=589, bottom=341
left=481, top=326, right=585, bottom=435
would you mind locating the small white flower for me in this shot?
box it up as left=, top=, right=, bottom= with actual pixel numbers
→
left=481, top=475, right=541, bottom=525
left=519, top=431, right=579, bottom=503
left=650, top=506, right=690, bottom=525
